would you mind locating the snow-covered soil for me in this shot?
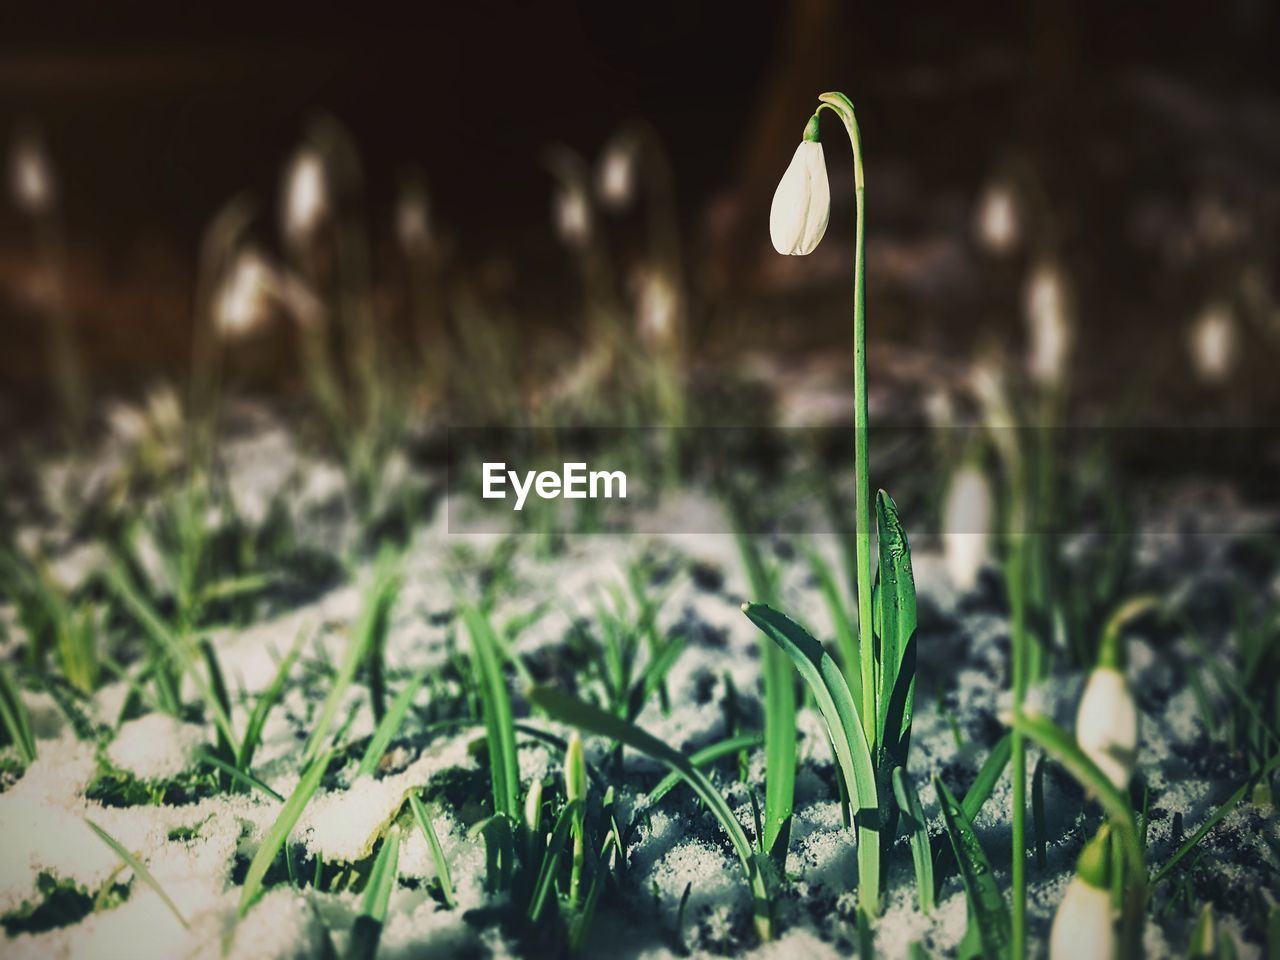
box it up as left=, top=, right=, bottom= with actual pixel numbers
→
left=1, top=404, right=1276, bottom=959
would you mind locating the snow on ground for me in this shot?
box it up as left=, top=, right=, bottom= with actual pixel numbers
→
left=1, top=407, right=1276, bottom=958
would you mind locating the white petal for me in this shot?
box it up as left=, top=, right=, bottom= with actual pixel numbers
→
left=943, top=465, right=994, bottom=592
left=770, top=141, right=830, bottom=256
left=1076, top=668, right=1138, bottom=790
left=1050, top=877, right=1117, bottom=960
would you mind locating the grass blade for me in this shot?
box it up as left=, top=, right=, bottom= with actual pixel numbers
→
left=892, top=766, right=934, bottom=914
left=239, top=748, right=332, bottom=916
left=357, top=670, right=427, bottom=779
left=648, top=732, right=765, bottom=806
left=465, top=604, right=520, bottom=820
left=731, top=520, right=795, bottom=868
left=239, top=626, right=307, bottom=771
left=85, top=817, right=189, bottom=929
left=527, top=798, right=582, bottom=923
left=875, top=490, right=917, bottom=766
left=962, top=733, right=1012, bottom=822
left=408, top=793, right=456, bottom=908
left=805, top=543, right=859, bottom=707
left=196, top=749, right=285, bottom=802
left=303, top=555, right=399, bottom=764
left=933, top=776, right=1010, bottom=959
left=1151, top=751, right=1280, bottom=885
left=0, top=663, right=36, bottom=764
left=347, top=829, right=400, bottom=960
left=527, top=685, right=774, bottom=940
left=742, top=602, right=880, bottom=914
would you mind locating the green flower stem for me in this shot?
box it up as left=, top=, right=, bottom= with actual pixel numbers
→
left=816, top=91, right=875, bottom=752
left=1006, top=463, right=1031, bottom=958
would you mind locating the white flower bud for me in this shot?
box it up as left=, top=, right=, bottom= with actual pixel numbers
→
left=974, top=181, right=1020, bottom=255
left=1050, top=876, right=1117, bottom=960
left=1188, top=303, right=1236, bottom=385
left=1025, top=262, right=1072, bottom=388
left=553, top=184, right=591, bottom=248
left=281, top=148, right=328, bottom=245
left=395, top=187, right=431, bottom=253
left=10, top=132, right=55, bottom=215
left=636, top=269, right=678, bottom=346
left=943, top=464, right=994, bottom=592
left=214, top=250, right=278, bottom=340
left=769, top=138, right=830, bottom=256
left=1075, top=666, right=1138, bottom=791
left=597, top=138, right=636, bottom=209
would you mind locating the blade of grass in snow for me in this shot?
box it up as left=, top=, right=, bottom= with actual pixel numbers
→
left=357, top=670, right=427, bottom=778
left=648, top=732, right=765, bottom=806
left=303, top=555, right=399, bottom=764
left=742, top=603, right=880, bottom=915
left=105, top=563, right=235, bottom=747
left=0, top=663, right=36, bottom=764
left=805, top=544, right=860, bottom=713
left=731, top=507, right=795, bottom=868
left=347, top=829, right=400, bottom=960
left=933, top=776, right=1010, bottom=959
left=1008, top=711, right=1143, bottom=875
left=196, top=749, right=285, bottom=802
left=85, top=817, right=189, bottom=929
left=465, top=604, right=520, bottom=820
left=875, top=490, right=917, bottom=767
left=240, top=748, right=332, bottom=916
left=239, top=626, right=307, bottom=771
left=527, top=685, right=775, bottom=940
left=527, top=798, right=582, bottom=923
left=1152, top=751, right=1280, bottom=885
left=962, top=733, right=1012, bottom=821
left=892, top=767, right=934, bottom=914
left=408, top=793, right=456, bottom=908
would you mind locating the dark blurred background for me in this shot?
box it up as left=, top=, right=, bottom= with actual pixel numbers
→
left=2, top=0, right=1278, bottom=420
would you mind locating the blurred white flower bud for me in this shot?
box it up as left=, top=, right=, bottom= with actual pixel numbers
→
left=974, top=181, right=1020, bottom=256
left=597, top=137, right=637, bottom=209
left=1049, top=863, right=1116, bottom=960
left=395, top=185, right=431, bottom=254
left=770, top=126, right=829, bottom=256
left=553, top=184, right=591, bottom=248
left=281, top=148, right=328, bottom=245
left=1188, top=302, right=1237, bottom=385
left=1075, top=666, right=1138, bottom=791
left=10, top=132, right=55, bottom=216
left=942, top=464, right=994, bottom=593
left=636, top=269, right=678, bottom=347
left=214, top=250, right=278, bottom=340
left=1024, top=261, right=1072, bottom=389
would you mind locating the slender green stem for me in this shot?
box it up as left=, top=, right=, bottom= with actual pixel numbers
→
left=816, top=92, right=875, bottom=754
left=1007, top=487, right=1030, bottom=958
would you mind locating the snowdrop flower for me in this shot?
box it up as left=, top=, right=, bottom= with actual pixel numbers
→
left=1050, top=828, right=1116, bottom=960
left=974, top=180, right=1020, bottom=255
left=1024, top=261, right=1072, bottom=389
left=214, top=250, right=278, bottom=340
left=1076, top=663, right=1138, bottom=791
left=636, top=268, right=678, bottom=346
left=281, top=148, right=328, bottom=245
left=10, top=131, right=55, bottom=215
left=1188, top=302, right=1237, bottom=385
left=943, top=463, right=994, bottom=592
left=769, top=116, right=829, bottom=256
left=597, top=136, right=637, bottom=209
left=553, top=183, right=591, bottom=248
left=395, top=183, right=431, bottom=253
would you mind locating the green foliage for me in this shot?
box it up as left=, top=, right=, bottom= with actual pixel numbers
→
left=933, top=777, right=1009, bottom=960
